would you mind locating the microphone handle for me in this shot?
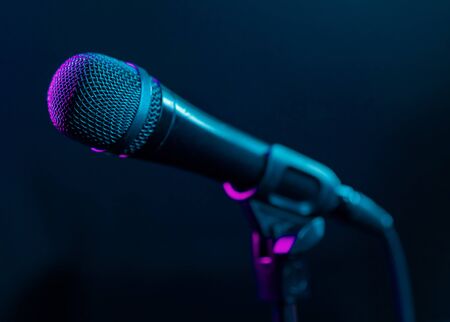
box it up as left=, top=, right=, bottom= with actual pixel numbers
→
left=135, top=85, right=270, bottom=189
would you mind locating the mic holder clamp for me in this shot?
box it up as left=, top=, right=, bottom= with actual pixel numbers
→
left=254, top=144, right=341, bottom=218
left=229, top=144, right=398, bottom=322
left=235, top=144, right=348, bottom=312
left=242, top=200, right=325, bottom=306
left=237, top=144, right=338, bottom=316
left=253, top=144, right=393, bottom=232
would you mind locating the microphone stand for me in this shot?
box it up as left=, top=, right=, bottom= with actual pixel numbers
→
left=224, top=192, right=414, bottom=322
left=238, top=199, right=326, bottom=322
left=222, top=145, right=414, bottom=322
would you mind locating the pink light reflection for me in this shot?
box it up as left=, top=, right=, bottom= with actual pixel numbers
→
left=126, top=62, right=137, bottom=70
left=118, top=154, right=129, bottom=159
left=223, top=182, right=256, bottom=201
left=273, top=236, right=296, bottom=254
left=91, top=147, right=106, bottom=153
left=259, top=257, right=273, bottom=264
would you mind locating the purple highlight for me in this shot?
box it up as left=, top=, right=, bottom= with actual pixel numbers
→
left=273, top=236, right=296, bottom=254
left=252, top=231, right=259, bottom=245
left=91, top=147, right=106, bottom=153
left=47, top=54, right=88, bottom=131
left=259, top=257, right=273, bottom=265
left=252, top=232, right=274, bottom=265
left=118, top=154, right=129, bottom=159
left=126, top=62, right=137, bottom=70
left=223, top=182, right=256, bottom=201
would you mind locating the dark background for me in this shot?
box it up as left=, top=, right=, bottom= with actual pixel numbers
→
left=1, top=0, right=450, bottom=321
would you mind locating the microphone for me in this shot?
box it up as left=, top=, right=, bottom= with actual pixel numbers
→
left=47, top=53, right=391, bottom=227
left=47, top=53, right=269, bottom=189
left=47, top=53, right=414, bottom=322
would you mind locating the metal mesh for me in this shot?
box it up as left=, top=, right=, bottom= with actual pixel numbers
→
left=47, top=53, right=143, bottom=148
left=125, top=82, right=162, bottom=154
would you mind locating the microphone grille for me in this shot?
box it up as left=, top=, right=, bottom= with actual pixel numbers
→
left=47, top=53, right=143, bottom=149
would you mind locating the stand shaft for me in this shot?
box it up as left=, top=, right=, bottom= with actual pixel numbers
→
left=272, top=303, right=298, bottom=322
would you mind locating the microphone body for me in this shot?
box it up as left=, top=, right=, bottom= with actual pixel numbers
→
left=137, top=85, right=269, bottom=188
left=47, top=53, right=392, bottom=226
left=139, top=84, right=341, bottom=216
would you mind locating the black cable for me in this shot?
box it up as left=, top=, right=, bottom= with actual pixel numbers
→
left=335, top=186, right=415, bottom=322
left=382, top=227, right=415, bottom=322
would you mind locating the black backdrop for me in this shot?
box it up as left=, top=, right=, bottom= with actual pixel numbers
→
left=1, top=1, right=450, bottom=321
